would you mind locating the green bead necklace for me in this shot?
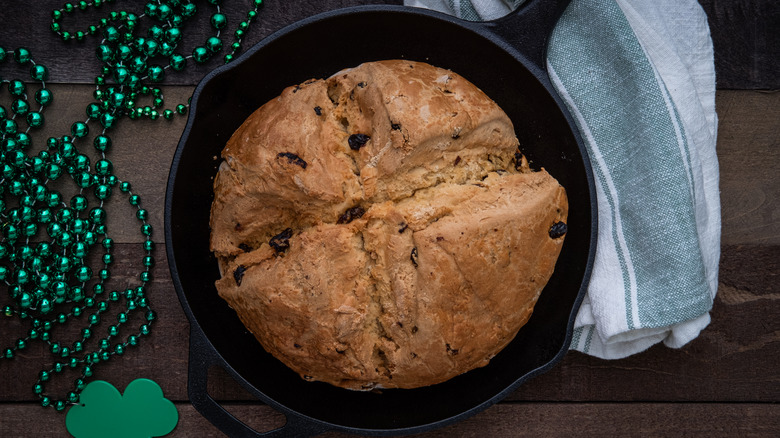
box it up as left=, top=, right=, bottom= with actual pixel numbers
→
left=1, top=0, right=264, bottom=411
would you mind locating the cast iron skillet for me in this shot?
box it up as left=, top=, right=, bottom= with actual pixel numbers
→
left=165, top=0, right=597, bottom=436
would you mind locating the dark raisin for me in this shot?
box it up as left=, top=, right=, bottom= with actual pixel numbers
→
left=411, top=326, right=418, bottom=334
left=337, top=206, right=365, bottom=224
left=293, top=85, right=301, bottom=93
left=436, top=236, right=444, bottom=242
left=234, top=222, right=243, bottom=231
left=410, top=247, right=419, bottom=268
left=357, top=81, right=366, bottom=88
left=549, top=221, right=568, bottom=239
left=269, top=228, right=293, bottom=253
left=348, top=133, right=370, bottom=151
left=294, top=343, right=302, bottom=349
left=391, top=123, right=401, bottom=130
left=514, top=150, right=524, bottom=170
left=233, top=265, right=247, bottom=286
left=446, top=343, right=459, bottom=356
left=277, top=152, right=307, bottom=169
left=410, top=352, right=418, bottom=358
left=314, top=106, right=322, bottom=116
left=454, top=156, right=461, bottom=166
left=398, top=222, right=408, bottom=233
left=238, top=243, right=252, bottom=252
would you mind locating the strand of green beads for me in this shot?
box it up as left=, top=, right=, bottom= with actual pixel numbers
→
left=0, top=47, right=156, bottom=411
left=224, top=0, right=264, bottom=63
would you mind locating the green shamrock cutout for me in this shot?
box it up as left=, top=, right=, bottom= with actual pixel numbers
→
left=66, top=379, right=178, bottom=438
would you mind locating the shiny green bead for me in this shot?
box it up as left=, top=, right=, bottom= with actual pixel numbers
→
left=83, top=365, right=93, bottom=377
left=8, top=80, right=25, bottom=95
left=94, top=75, right=105, bottom=85
left=231, top=42, right=241, bottom=52
left=61, top=31, right=71, bottom=41
left=157, top=3, right=172, bottom=19
left=72, top=242, right=88, bottom=258
left=176, top=104, right=187, bottom=115
left=89, top=207, right=106, bottom=224
left=16, top=339, right=27, bottom=349
left=192, top=46, right=209, bottom=63
left=95, top=159, right=113, bottom=176
left=71, top=121, right=88, bottom=138
left=239, top=21, right=250, bottom=31
left=147, top=65, right=164, bottom=82
left=147, top=25, right=164, bottom=41
left=129, top=55, right=146, bottom=74
left=17, top=132, right=32, bottom=149
left=248, top=10, right=258, bottom=19
left=75, top=266, right=92, bottom=282
left=74, top=154, right=91, bottom=171
left=163, top=109, right=174, bottom=120
left=14, top=48, right=32, bottom=64
left=96, top=44, right=112, bottom=62
left=40, top=396, right=51, bottom=407
left=162, top=40, right=178, bottom=56
left=114, top=66, right=129, bottom=84
left=78, top=0, right=87, bottom=10
left=39, top=299, right=53, bottom=314
left=95, top=184, right=111, bottom=200
left=254, top=0, right=263, bottom=7
left=142, top=43, right=158, bottom=61
left=12, top=99, right=29, bottom=116
left=152, top=97, right=163, bottom=108
left=102, top=237, right=113, bottom=250
left=86, top=103, right=101, bottom=118
left=117, top=44, right=132, bottom=60
left=100, top=112, right=116, bottom=129
left=143, top=256, right=154, bottom=267
left=103, top=26, right=120, bottom=42
left=165, top=27, right=182, bottom=43
left=89, top=313, right=100, bottom=325
left=140, top=271, right=152, bottom=282
left=2, top=119, right=18, bottom=135
left=55, top=400, right=66, bottom=411
left=169, top=53, right=186, bottom=71
left=27, top=112, right=44, bottom=128
left=129, top=194, right=140, bottom=206
left=0, top=105, right=6, bottom=119
left=140, top=324, right=150, bottom=336
left=19, top=293, right=32, bottom=309
left=235, top=29, right=245, bottom=40
left=23, top=222, right=38, bottom=237
left=70, top=194, right=88, bottom=211
left=206, top=36, right=222, bottom=53
left=30, top=64, right=49, bottom=81
left=34, top=89, right=53, bottom=107
left=211, top=12, right=227, bottom=29
left=141, top=223, right=153, bottom=236
left=94, top=135, right=111, bottom=152
left=119, top=181, right=131, bottom=192
left=45, top=163, right=62, bottom=180
left=110, top=92, right=125, bottom=108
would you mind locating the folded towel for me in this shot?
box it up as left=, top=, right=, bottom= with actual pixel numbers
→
left=405, top=0, right=720, bottom=359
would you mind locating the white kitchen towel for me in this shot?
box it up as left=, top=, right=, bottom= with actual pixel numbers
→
left=405, top=0, right=720, bottom=359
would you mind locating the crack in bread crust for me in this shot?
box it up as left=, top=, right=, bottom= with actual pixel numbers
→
left=210, top=60, right=568, bottom=390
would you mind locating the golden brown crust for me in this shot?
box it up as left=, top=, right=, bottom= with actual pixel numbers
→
left=210, top=60, right=568, bottom=390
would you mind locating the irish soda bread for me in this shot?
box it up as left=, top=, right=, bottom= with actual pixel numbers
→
left=210, top=60, right=568, bottom=390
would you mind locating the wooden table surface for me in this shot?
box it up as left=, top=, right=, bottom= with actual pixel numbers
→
left=1, top=1, right=778, bottom=436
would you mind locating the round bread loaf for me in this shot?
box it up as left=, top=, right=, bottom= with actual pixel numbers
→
left=210, top=60, right=568, bottom=390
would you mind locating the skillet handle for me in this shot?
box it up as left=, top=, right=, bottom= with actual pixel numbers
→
left=187, top=326, right=329, bottom=437
left=481, top=0, right=571, bottom=72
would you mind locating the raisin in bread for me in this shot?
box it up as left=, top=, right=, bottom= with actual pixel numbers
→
left=210, top=60, right=568, bottom=390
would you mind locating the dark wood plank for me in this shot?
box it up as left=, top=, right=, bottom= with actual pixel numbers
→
left=1, top=402, right=778, bottom=437
left=717, top=90, right=780, bottom=245
left=698, top=0, right=780, bottom=89
left=0, top=0, right=776, bottom=89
